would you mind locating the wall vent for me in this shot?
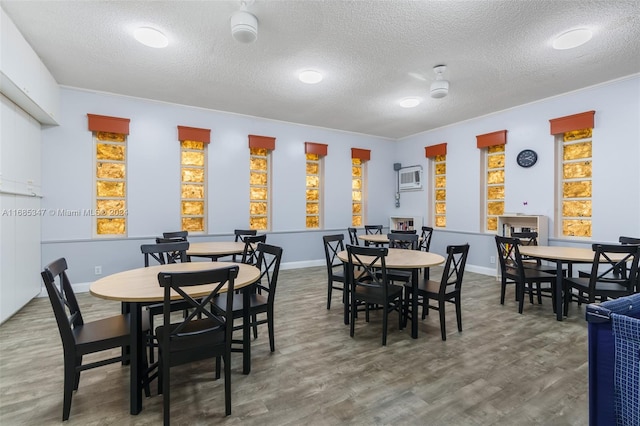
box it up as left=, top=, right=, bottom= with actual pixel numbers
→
left=399, top=166, right=422, bottom=191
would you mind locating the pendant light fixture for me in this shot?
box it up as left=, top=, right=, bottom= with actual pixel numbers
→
left=231, top=0, right=258, bottom=43
left=430, top=65, right=449, bottom=99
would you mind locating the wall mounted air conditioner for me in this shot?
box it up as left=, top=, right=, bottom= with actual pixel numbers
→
left=399, top=166, right=423, bottom=191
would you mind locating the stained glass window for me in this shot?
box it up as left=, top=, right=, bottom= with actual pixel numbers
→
left=352, top=158, right=364, bottom=227
left=250, top=148, right=269, bottom=230
left=560, top=128, right=592, bottom=237
left=94, top=131, right=127, bottom=235
left=181, top=140, right=206, bottom=232
left=486, top=144, right=505, bottom=231
left=433, top=154, right=446, bottom=228
left=306, top=153, right=321, bottom=228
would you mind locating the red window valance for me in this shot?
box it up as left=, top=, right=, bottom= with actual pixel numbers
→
left=305, top=142, right=328, bottom=157
left=351, top=148, right=370, bottom=161
left=425, top=143, right=447, bottom=158
left=476, top=130, right=507, bottom=148
left=249, top=134, right=276, bottom=150
left=87, top=114, right=130, bottom=135
left=549, top=110, right=595, bottom=135
left=178, top=125, right=210, bottom=143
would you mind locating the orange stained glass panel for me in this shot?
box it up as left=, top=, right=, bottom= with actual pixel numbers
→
left=563, top=161, right=592, bottom=179
left=182, top=168, right=205, bottom=183
left=434, top=155, right=446, bottom=162
left=306, top=175, right=319, bottom=188
left=306, top=153, right=319, bottom=161
left=96, top=132, right=125, bottom=142
left=306, top=216, right=320, bottom=228
left=487, top=170, right=504, bottom=184
left=181, top=140, right=204, bottom=150
left=352, top=203, right=361, bottom=214
left=487, top=201, right=504, bottom=216
left=250, top=202, right=267, bottom=215
left=250, top=216, right=268, bottom=230
left=250, top=187, right=268, bottom=200
left=250, top=172, right=268, bottom=185
left=563, top=219, right=591, bottom=237
left=352, top=166, right=362, bottom=177
left=563, top=128, right=592, bottom=142
left=182, top=201, right=204, bottom=216
left=182, top=217, right=204, bottom=232
left=435, top=176, right=446, bottom=188
left=352, top=158, right=361, bottom=166
left=488, top=145, right=505, bottom=154
left=488, top=154, right=505, bottom=169
left=435, top=190, right=446, bottom=201
left=306, top=203, right=319, bottom=214
left=97, top=181, right=125, bottom=197
left=487, top=217, right=498, bottom=231
left=487, top=186, right=504, bottom=200
left=97, top=163, right=125, bottom=179
left=181, top=151, right=204, bottom=166
left=96, top=199, right=126, bottom=214
left=563, top=181, right=592, bottom=198
left=435, top=163, right=446, bottom=175
left=307, top=162, right=319, bottom=175
left=564, top=142, right=592, bottom=161
left=563, top=200, right=592, bottom=217
left=306, top=189, right=319, bottom=201
left=97, top=218, right=125, bottom=235
left=352, top=191, right=362, bottom=202
left=435, top=202, right=446, bottom=215
left=250, top=157, right=267, bottom=171
left=97, top=144, right=125, bottom=161
left=352, top=215, right=362, bottom=227
left=181, top=184, right=204, bottom=199
left=435, top=216, right=446, bottom=227
left=250, top=148, right=268, bottom=156
left=352, top=178, right=362, bottom=190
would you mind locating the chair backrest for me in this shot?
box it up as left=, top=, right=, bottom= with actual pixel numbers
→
left=620, top=236, right=640, bottom=245
left=323, top=234, right=345, bottom=276
left=495, top=235, right=526, bottom=279
left=438, top=244, right=470, bottom=294
left=141, top=241, right=189, bottom=267
left=390, top=229, right=417, bottom=234
left=387, top=232, right=418, bottom=250
left=253, top=243, right=283, bottom=306
left=162, top=231, right=188, bottom=240
left=419, top=226, right=433, bottom=252
left=511, top=231, right=539, bottom=246
left=157, top=266, right=238, bottom=352
left=364, top=225, right=383, bottom=235
left=347, top=227, right=359, bottom=246
left=241, top=234, right=267, bottom=265
left=587, top=243, right=640, bottom=293
left=234, top=229, right=258, bottom=243
left=41, top=258, right=83, bottom=351
left=346, top=244, right=390, bottom=297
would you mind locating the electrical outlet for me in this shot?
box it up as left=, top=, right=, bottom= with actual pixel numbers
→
left=94, top=266, right=102, bottom=275
left=490, top=256, right=496, bottom=264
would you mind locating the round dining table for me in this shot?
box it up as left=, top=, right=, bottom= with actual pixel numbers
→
left=337, top=248, right=445, bottom=339
left=91, top=261, right=260, bottom=415
left=186, top=241, right=246, bottom=261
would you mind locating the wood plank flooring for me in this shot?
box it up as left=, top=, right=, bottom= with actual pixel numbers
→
left=0, top=266, right=590, bottom=425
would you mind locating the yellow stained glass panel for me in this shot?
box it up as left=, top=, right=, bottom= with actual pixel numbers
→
left=352, top=166, right=362, bottom=177
left=97, top=163, right=125, bottom=179
left=488, top=145, right=505, bottom=154
left=96, top=132, right=125, bottom=142
left=181, top=151, right=204, bottom=166
left=352, top=216, right=362, bottom=227
left=435, top=176, right=446, bottom=188
left=181, top=140, right=204, bottom=150
left=250, top=187, right=268, bottom=200
left=564, top=142, right=592, bottom=161
left=306, top=189, right=319, bottom=201
left=250, top=172, right=268, bottom=185
left=487, top=186, right=504, bottom=200
left=182, top=201, right=204, bottom=216
left=250, top=217, right=268, bottom=230
left=97, top=181, right=125, bottom=197
left=182, top=217, right=204, bottom=232
left=307, top=162, right=319, bottom=175
left=435, top=155, right=446, bottom=162
left=250, top=157, right=267, bottom=171
left=352, top=158, right=361, bottom=166
left=352, top=178, right=362, bottom=190
left=306, top=153, right=319, bottom=161
left=487, top=217, right=498, bottom=231
left=352, top=203, right=361, bottom=214
left=97, top=144, right=125, bottom=161
left=181, top=184, right=204, bottom=199
left=435, top=216, right=446, bottom=227
left=564, top=128, right=592, bottom=142
left=306, top=216, right=320, bottom=228
left=435, top=202, right=446, bottom=214
left=96, top=200, right=126, bottom=216
left=563, top=161, right=592, bottom=179
left=435, top=190, right=446, bottom=201
left=182, top=168, right=205, bottom=183
left=250, top=148, right=267, bottom=156
left=306, top=176, right=319, bottom=188
left=563, top=200, right=592, bottom=217
left=306, top=203, right=319, bottom=214
left=97, top=218, right=125, bottom=235
left=487, top=170, right=504, bottom=184
left=352, top=191, right=362, bottom=202
left=488, top=154, right=505, bottom=169
left=563, top=181, right=592, bottom=198
left=563, top=219, right=591, bottom=237
left=250, top=202, right=267, bottom=215
left=435, top=163, right=446, bottom=175
left=487, top=201, right=504, bottom=216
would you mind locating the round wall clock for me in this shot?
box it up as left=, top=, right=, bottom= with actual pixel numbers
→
left=516, top=149, right=538, bottom=168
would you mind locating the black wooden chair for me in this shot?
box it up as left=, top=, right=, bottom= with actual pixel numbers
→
left=156, top=266, right=238, bottom=424
left=563, top=243, right=640, bottom=315
left=212, top=243, right=283, bottom=352
left=346, top=245, right=403, bottom=346
left=162, top=230, right=188, bottom=240
left=405, top=244, right=469, bottom=340
left=240, top=234, right=267, bottom=265
left=419, top=226, right=434, bottom=279
left=41, top=258, right=150, bottom=421
left=495, top=236, right=557, bottom=314
left=387, top=232, right=419, bottom=285
left=364, top=224, right=383, bottom=246
left=347, top=227, right=359, bottom=246
left=323, top=234, right=347, bottom=310
left=232, top=229, right=258, bottom=261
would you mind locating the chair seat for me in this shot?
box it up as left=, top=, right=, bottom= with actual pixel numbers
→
left=386, top=269, right=412, bottom=282
left=353, top=283, right=403, bottom=304
left=522, top=261, right=563, bottom=275
left=74, top=310, right=150, bottom=353
left=410, top=279, right=457, bottom=297
left=564, top=277, right=630, bottom=293
left=213, top=293, right=268, bottom=316
left=505, top=266, right=557, bottom=283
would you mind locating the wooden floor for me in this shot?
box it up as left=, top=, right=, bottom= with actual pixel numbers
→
left=0, top=266, right=590, bottom=425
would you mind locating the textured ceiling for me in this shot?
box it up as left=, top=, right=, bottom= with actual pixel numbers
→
left=2, top=0, right=639, bottom=139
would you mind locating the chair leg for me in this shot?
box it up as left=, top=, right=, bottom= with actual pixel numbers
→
left=327, top=279, right=332, bottom=310
left=162, top=354, right=170, bottom=426
left=528, top=283, right=534, bottom=304
left=252, top=314, right=258, bottom=339
left=500, top=278, right=507, bottom=305
left=455, top=297, right=462, bottom=332
left=439, top=300, right=447, bottom=341
left=268, top=308, right=275, bottom=352
left=73, top=355, right=82, bottom=390
left=62, top=355, right=76, bottom=421
left=422, top=297, right=429, bottom=319
left=518, top=282, right=525, bottom=314
left=350, top=297, right=356, bottom=338
left=382, top=304, right=388, bottom=346
left=215, top=356, right=221, bottom=379
left=224, top=352, right=232, bottom=416
left=398, top=296, right=403, bottom=331
left=536, top=282, right=543, bottom=304
left=148, top=314, right=155, bottom=365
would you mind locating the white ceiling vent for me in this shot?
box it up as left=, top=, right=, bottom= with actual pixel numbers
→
left=399, top=166, right=423, bottom=191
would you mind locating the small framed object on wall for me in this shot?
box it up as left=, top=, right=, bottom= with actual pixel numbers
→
left=516, top=149, right=538, bottom=168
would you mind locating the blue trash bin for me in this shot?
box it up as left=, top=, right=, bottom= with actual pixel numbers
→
left=586, top=294, right=640, bottom=426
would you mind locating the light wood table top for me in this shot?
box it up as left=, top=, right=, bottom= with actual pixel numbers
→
left=519, top=245, right=627, bottom=262
left=186, top=241, right=246, bottom=257
left=90, top=261, right=260, bottom=303
left=358, top=234, right=421, bottom=245
left=338, top=248, right=444, bottom=268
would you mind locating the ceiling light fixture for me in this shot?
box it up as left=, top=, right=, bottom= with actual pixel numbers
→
left=399, top=98, right=421, bottom=108
left=231, top=0, right=258, bottom=43
left=552, top=28, right=593, bottom=50
left=299, top=70, right=323, bottom=84
left=430, top=65, right=449, bottom=99
left=134, top=27, right=168, bottom=48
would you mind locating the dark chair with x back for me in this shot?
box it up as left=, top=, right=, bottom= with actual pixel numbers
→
left=511, top=231, right=562, bottom=304
left=41, top=258, right=150, bottom=421
left=232, top=229, right=258, bottom=261
left=390, top=229, right=417, bottom=234
left=241, top=234, right=267, bottom=266
left=495, top=236, right=557, bottom=314
left=419, top=226, right=434, bottom=279
left=162, top=230, right=188, bottom=240
left=156, top=266, right=238, bottom=424
left=405, top=244, right=469, bottom=340
left=323, top=234, right=347, bottom=310
left=387, top=232, right=419, bottom=286
left=212, top=243, right=283, bottom=352
left=347, top=227, right=359, bottom=246
left=364, top=224, right=383, bottom=246
left=563, top=244, right=640, bottom=315
left=346, top=244, right=403, bottom=346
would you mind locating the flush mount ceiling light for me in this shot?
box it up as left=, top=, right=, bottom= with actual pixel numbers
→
left=134, top=27, right=168, bottom=48
left=399, top=97, right=421, bottom=108
left=299, top=70, right=323, bottom=84
left=430, top=65, right=449, bottom=99
left=552, top=28, right=593, bottom=50
left=231, top=0, right=258, bottom=43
